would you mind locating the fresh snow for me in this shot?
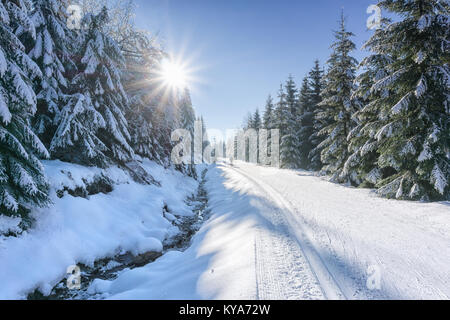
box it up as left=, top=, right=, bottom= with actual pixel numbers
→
left=89, top=161, right=450, bottom=300
left=1, top=160, right=449, bottom=300
left=0, top=159, right=197, bottom=299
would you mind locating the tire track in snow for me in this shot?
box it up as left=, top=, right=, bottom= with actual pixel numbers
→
left=227, top=163, right=346, bottom=300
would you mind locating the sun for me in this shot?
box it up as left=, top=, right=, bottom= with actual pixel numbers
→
left=144, top=51, right=203, bottom=103
left=160, top=59, right=188, bottom=89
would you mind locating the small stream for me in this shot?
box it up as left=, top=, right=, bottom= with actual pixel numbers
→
left=27, top=168, right=210, bottom=300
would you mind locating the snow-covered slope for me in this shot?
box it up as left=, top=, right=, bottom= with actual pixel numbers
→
left=91, top=161, right=449, bottom=300
left=0, top=160, right=197, bottom=299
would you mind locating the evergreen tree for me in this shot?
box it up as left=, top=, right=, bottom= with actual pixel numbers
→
left=23, top=1, right=107, bottom=167
left=126, top=93, right=153, bottom=160
left=297, top=76, right=312, bottom=168
left=344, top=20, right=393, bottom=188
left=316, top=12, right=359, bottom=182
left=178, top=88, right=196, bottom=176
left=242, top=111, right=253, bottom=130
left=280, top=75, right=301, bottom=169
left=252, top=108, right=261, bottom=162
left=306, top=60, right=325, bottom=170
left=0, top=0, right=50, bottom=225
left=262, top=95, right=274, bottom=163
left=71, top=7, right=134, bottom=167
left=200, top=116, right=209, bottom=163
left=262, top=95, right=274, bottom=129
left=179, top=88, right=196, bottom=133
left=356, top=0, right=449, bottom=200
left=253, top=108, right=261, bottom=130
left=123, top=33, right=163, bottom=161
left=153, top=88, right=181, bottom=166
left=24, top=0, right=76, bottom=148
left=273, top=83, right=287, bottom=135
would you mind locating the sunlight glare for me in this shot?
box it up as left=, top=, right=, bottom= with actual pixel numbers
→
left=161, top=59, right=187, bottom=89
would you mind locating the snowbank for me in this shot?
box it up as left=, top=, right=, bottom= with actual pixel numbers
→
left=86, top=164, right=260, bottom=299
left=0, top=159, right=197, bottom=299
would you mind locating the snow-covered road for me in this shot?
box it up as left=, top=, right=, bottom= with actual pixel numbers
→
left=95, top=161, right=449, bottom=300
left=224, top=161, right=450, bottom=299
left=228, top=164, right=340, bottom=300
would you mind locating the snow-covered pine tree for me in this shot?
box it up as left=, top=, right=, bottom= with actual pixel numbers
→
left=123, top=34, right=164, bottom=162
left=273, top=83, right=286, bottom=133
left=178, top=88, right=197, bottom=176
left=0, top=0, right=50, bottom=225
left=262, top=95, right=274, bottom=162
left=344, top=20, right=393, bottom=188
left=360, top=0, right=449, bottom=200
left=241, top=111, right=253, bottom=162
left=306, top=60, right=325, bottom=170
left=179, top=88, right=196, bottom=134
left=253, top=108, right=261, bottom=130
left=280, top=75, right=301, bottom=169
left=151, top=87, right=181, bottom=167
left=253, top=108, right=261, bottom=163
left=297, top=76, right=312, bottom=168
left=22, top=0, right=77, bottom=148
left=242, top=111, right=253, bottom=130
left=71, top=7, right=134, bottom=167
left=316, top=12, right=359, bottom=182
left=262, top=95, right=274, bottom=129
left=126, top=93, right=154, bottom=161
left=200, top=115, right=209, bottom=162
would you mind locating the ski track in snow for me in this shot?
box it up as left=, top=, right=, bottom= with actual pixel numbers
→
left=229, top=164, right=341, bottom=300
left=224, top=161, right=450, bottom=300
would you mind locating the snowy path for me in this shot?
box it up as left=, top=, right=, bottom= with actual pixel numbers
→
left=230, top=165, right=340, bottom=300
left=94, top=161, right=449, bottom=300
left=225, top=161, right=450, bottom=299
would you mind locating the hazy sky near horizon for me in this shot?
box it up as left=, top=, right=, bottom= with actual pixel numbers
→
left=134, top=0, right=379, bottom=132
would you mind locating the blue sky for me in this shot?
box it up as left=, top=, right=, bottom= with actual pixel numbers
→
left=134, top=0, right=379, bottom=132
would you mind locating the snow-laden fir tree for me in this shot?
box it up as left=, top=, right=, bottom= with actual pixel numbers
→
left=344, top=20, right=393, bottom=188
left=0, top=0, right=50, bottom=225
left=178, top=88, right=197, bottom=176
left=306, top=60, right=325, bottom=170
left=253, top=108, right=261, bottom=130
left=179, top=88, right=196, bottom=134
left=252, top=108, right=261, bottom=162
left=126, top=89, right=155, bottom=161
left=123, top=34, right=164, bottom=161
left=263, top=95, right=274, bottom=130
left=280, top=75, right=301, bottom=169
left=151, top=88, right=181, bottom=167
left=359, top=0, right=449, bottom=200
left=50, top=92, right=109, bottom=165
left=273, top=83, right=287, bottom=134
left=316, top=12, right=359, bottom=182
left=22, top=0, right=77, bottom=148
left=297, top=76, right=312, bottom=168
left=199, top=115, right=210, bottom=163
left=243, top=111, right=253, bottom=130
left=71, top=7, right=134, bottom=167
left=262, top=95, right=274, bottom=159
